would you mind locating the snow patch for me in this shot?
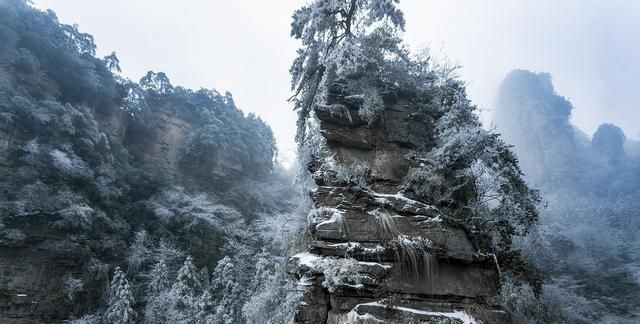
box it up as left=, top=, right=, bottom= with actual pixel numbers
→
left=421, top=215, right=443, bottom=223
left=315, top=208, right=349, bottom=238
left=343, top=309, right=385, bottom=324
left=356, top=301, right=478, bottom=324
left=368, top=208, right=399, bottom=235
left=327, top=242, right=386, bottom=254
left=297, top=276, right=314, bottom=286
left=371, top=191, right=438, bottom=214
left=358, top=261, right=392, bottom=270
left=292, top=252, right=322, bottom=268
left=371, top=192, right=423, bottom=206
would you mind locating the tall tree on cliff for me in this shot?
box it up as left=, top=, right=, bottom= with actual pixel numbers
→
left=289, top=0, right=406, bottom=144
left=289, top=0, right=543, bottom=294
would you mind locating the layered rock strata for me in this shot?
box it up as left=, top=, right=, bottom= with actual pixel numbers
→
left=291, top=88, right=512, bottom=324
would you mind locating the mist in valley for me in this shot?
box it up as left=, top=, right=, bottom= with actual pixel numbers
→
left=494, top=69, right=640, bottom=321
left=0, top=0, right=639, bottom=323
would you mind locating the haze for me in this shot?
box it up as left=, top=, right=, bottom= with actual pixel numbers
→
left=33, top=0, right=640, bottom=165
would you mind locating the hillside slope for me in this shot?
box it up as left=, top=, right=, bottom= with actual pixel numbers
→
left=0, top=1, right=300, bottom=322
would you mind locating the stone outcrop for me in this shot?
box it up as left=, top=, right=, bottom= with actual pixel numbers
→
left=0, top=215, right=101, bottom=323
left=291, top=88, right=512, bottom=323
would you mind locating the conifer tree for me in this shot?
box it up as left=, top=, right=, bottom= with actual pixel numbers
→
left=198, top=267, right=210, bottom=288
left=196, top=290, right=215, bottom=324
left=147, top=259, right=170, bottom=294
left=140, top=71, right=173, bottom=94
left=106, top=267, right=135, bottom=324
left=289, top=0, right=406, bottom=143
left=211, top=256, right=242, bottom=324
left=172, top=256, right=202, bottom=307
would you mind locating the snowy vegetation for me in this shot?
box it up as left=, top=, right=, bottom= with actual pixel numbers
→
left=0, top=1, right=308, bottom=322
left=0, top=0, right=636, bottom=323
left=494, top=69, right=640, bottom=323
left=289, top=0, right=406, bottom=143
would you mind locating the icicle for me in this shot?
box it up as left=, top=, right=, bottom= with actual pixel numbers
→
left=490, top=253, right=501, bottom=278
left=369, top=208, right=398, bottom=236
left=391, top=235, right=438, bottom=283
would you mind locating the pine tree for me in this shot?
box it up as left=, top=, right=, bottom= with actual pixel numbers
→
left=211, top=256, right=242, bottom=324
left=196, top=290, right=215, bottom=324
left=198, top=266, right=210, bottom=288
left=172, top=256, right=202, bottom=308
left=289, top=0, right=406, bottom=143
left=148, top=259, right=170, bottom=294
left=140, top=71, right=173, bottom=94
left=103, top=51, right=121, bottom=73
left=106, top=267, right=135, bottom=324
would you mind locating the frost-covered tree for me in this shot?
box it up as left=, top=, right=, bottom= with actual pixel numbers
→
left=148, top=187, right=241, bottom=231
left=147, top=259, right=170, bottom=294
left=143, top=290, right=183, bottom=324
left=211, top=256, right=243, bottom=324
left=196, top=290, right=215, bottom=324
left=62, top=23, right=96, bottom=56
left=154, top=240, right=186, bottom=266
left=127, top=230, right=152, bottom=274
left=140, top=71, right=173, bottom=94
left=144, top=255, right=205, bottom=324
left=409, top=97, right=542, bottom=249
left=0, top=2, right=289, bottom=322
left=104, top=51, right=121, bottom=73
left=241, top=195, right=309, bottom=323
left=172, top=256, right=203, bottom=308
left=413, top=98, right=544, bottom=293
left=106, top=267, right=135, bottom=324
left=289, top=0, right=406, bottom=143
left=198, top=267, right=210, bottom=288
left=63, top=274, right=83, bottom=303
left=120, top=80, right=149, bottom=116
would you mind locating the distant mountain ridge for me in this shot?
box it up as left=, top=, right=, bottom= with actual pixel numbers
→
left=494, top=69, right=640, bottom=322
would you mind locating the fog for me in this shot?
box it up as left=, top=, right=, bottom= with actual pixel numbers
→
left=33, top=0, right=640, bottom=165
left=492, top=68, right=640, bottom=321
left=6, top=1, right=639, bottom=322
left=401, top=0, right=640, bottom=140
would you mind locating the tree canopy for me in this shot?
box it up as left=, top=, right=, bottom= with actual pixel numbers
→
left=289, top=0, right=406, bottom=142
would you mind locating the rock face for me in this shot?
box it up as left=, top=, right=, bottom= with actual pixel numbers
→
left=493, top=69, right=578, bottom=187
left=0, top=215, right=100, bottom=323
left=291, top=88, right=511, bottom=323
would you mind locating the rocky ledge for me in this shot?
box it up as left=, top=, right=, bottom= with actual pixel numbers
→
left=290, top=87, right=512, bottom=323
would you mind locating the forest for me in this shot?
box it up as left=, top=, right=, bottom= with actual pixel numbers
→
left=0, top=0, right=638, bottom=323
left=494, top=70, right=640, bottom=322
left=0, top=0, right=305, bottom=322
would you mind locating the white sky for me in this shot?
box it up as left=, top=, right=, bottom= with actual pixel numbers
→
left=33, top=0, right=640, bottom=164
